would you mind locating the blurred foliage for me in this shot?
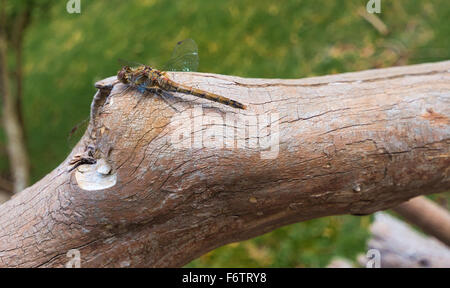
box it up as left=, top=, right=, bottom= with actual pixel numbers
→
left=0, top=0, right=449, bottom=267
left=187, top=215, right=372, bottom=267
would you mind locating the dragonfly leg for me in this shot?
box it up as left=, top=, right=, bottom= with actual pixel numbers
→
left=132, top=86, right=162, bottom=109
left=160, top=92, right=180, bottom=112
left=146, top=86, right=179, bottom=112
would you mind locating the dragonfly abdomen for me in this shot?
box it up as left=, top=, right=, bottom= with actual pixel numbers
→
left=162, top=79, right=246, bottom=110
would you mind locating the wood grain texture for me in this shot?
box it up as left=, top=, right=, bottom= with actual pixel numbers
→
left=361, top=213, right=450, bottom=268
left=393, top=196, right=450, bottom=246
left=0, top=61, right=449, bottom=267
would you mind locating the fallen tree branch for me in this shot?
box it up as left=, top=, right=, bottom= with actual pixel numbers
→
left=393, top=196, right=450, bottom=246
left=359, top=213, right=450, bottom=268
left=0, top=61, right=449, bottom=267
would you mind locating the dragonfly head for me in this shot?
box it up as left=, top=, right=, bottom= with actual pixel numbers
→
left=117, top=66, right=133, bottom=84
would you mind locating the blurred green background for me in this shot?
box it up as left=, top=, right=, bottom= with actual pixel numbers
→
left=1, top=0, right=449, bottom=267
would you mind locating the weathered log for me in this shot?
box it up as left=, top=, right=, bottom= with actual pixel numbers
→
left=0, top=61, right=449, bottom=267
left=359, top=213, right=450, bottom=268
left=393, top=196, right=450, bottom=246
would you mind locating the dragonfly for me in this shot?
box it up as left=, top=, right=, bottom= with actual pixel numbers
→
left=68, top=39, right=246, bottom=148
left=117, top=39, right=247, bottom=110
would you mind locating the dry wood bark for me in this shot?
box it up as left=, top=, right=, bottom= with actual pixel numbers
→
left=359, top=213, right=450, bottom=268
left=0, top=61, right=449, bottom=267
left=328, top=212, right=450, bottom=268
left=393, top=196, right=450, bottom=246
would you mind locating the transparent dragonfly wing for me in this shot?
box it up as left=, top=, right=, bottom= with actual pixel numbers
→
left=163, top=39, right=199, bottom=72
left=117, top=58, right=143, bottom=68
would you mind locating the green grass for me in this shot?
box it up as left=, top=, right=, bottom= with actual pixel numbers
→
left=186, top=215, right=372, bottom=267
left=1, top=0, right=449, bottom=267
